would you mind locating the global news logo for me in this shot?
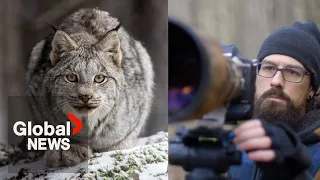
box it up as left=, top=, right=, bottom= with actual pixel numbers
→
left=12, top=112, right=82, bottom=151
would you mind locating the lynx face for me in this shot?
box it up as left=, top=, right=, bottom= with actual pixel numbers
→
left=48, top=28, right=124, bottom=118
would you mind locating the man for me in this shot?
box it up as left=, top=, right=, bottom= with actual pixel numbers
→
left=228, top=21, right=320, bottom=179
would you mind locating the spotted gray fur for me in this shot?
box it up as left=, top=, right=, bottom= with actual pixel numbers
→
left=26, top=8, right=154, bottom=167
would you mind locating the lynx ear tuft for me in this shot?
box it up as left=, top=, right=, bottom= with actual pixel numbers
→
left=50, top=30, right=78, bottom=65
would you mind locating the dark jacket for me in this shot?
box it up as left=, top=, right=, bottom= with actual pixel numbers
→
left=228, top=109, right=320, bottom=180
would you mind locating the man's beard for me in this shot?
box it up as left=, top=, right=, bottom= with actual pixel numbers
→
left=254, top=88, right=306, bottom=129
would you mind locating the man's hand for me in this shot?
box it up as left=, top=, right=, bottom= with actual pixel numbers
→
left=232, top=119, right=312, bottom=179
left=233, top=119, right=276, bottom=162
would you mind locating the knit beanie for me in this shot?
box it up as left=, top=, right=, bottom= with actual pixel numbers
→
left=257, top=21, right=320, bottom=95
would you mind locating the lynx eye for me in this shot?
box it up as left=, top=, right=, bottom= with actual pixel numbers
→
left=66, top=74, right=78, bottom=82
left=94, top=75, right=106, bottom=83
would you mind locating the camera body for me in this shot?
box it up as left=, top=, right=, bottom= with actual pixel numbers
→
left=221, top=44, right=257, bottom=123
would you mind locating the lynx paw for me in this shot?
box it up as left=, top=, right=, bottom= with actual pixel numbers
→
left=44, top=144, right=92, bottom=168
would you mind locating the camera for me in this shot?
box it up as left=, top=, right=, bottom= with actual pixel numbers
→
left=168, top=18, right=257, bottom=180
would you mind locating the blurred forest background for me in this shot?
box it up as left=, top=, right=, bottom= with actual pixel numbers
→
left=169, top=0, right=320, bottom=179
left=0, top=0, right=167, bottom=143
left=169, top=0, right=320, bottom=59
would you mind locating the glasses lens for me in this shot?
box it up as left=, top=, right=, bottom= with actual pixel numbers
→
left=258, top=63, right=277, bottom=77
left=282, top=68, right=304, bottom=82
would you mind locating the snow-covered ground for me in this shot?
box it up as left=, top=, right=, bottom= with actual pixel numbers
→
left=0, top=131, right=168, bottom=180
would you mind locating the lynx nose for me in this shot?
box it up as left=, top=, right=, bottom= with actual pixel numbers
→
left=78, top=95, right=92, bottom=103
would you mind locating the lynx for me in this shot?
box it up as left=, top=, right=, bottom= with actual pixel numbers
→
left=23, top=8, right=154, bottom=167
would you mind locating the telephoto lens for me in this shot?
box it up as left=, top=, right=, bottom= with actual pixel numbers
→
left=168, top=18, right=243, bottom=124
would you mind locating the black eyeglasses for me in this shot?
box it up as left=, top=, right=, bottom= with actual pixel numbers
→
left=256, top=62, right=311, bottom=83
